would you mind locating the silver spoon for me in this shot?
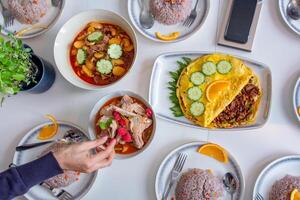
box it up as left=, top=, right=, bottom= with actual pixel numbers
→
left=15, top=129, right=88, bottom=151
left=287, top=0, right=300, bottom=20
left=139, top=0, right=154, bottom=29
left=223, top=172, right=238, bottom=200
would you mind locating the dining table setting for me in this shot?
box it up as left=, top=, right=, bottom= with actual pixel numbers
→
left=1, top=0, right=300, bottom=200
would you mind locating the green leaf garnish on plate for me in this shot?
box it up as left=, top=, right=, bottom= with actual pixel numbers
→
left=168, top=57, right=192, bottom=117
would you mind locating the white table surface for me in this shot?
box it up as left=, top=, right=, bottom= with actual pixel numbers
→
left=1, top=0, right=300, bottom=199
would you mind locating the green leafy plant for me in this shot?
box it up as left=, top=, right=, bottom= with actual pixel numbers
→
left=168, top=57, right=192, bottom=117
left=0, top=34, right=35, bottom=104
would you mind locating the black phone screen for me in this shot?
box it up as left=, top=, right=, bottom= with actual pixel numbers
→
left=224, top=0, right=258, bottom=44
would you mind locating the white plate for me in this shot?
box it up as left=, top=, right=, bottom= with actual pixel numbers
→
left=253, top=155, right=300, bottom=199
left=88, top=90, right=157, bottom=159
left=0, top=0, right=65, bottom=38
left=54, top=9, right=138, bottom=90
left=155, top=142, right=245, bottom=200
left=148, top=51, right=272, bottom=130
left=12, top=121, right=97, bottom=200
left=278, top=0, right=300, bottom=36
left=293, top=77, right=300, bottom=121
left=127, top=0, right=210, bottom=43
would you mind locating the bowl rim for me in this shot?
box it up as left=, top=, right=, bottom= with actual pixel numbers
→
left=88, top=90, right=157, bottom=159
left=53, top=9, right=138, bottom=90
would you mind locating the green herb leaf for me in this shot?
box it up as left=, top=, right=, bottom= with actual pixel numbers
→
left=168, top=57, right=191, bottom=117
left=12, top=74, right=25, bottom=81
left=99, top=117, right=114, bottom=130
left=0, top=34, right=35, bottom=104
left=99, top=122, right=107, bottom=130
left=106, top=117, right=113, bottom=126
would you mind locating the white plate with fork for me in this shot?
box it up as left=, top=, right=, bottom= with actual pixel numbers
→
left=12, top=121, right=97, bottom=200
left=0, top=0, right=65, bottom=38
left=127, top=0, right=210, bottom=43
left=155, top=141, right=245, bottom=200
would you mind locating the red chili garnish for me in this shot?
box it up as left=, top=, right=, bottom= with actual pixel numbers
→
left=113, top=111, right=121, bottom=121
left=117, top=127, right=128, bottom=136
left=122, top=133, right=132, bottom=142
left=118, top=118, right=126, bottom=127
left=146, top=108, right=153, bottom=117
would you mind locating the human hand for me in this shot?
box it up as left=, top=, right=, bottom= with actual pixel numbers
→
left=53, top=136, right=116, bottom=173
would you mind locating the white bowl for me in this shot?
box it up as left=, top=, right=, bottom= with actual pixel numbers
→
left=54, top=9, right=138, bottom=90
left=88, top=91, right=156, bottom=159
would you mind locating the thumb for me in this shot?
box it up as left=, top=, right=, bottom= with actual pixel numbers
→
left=78, top=136, right=108, bottom=151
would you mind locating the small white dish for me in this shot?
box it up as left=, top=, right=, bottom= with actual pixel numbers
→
left=155, top=142, right=245, bottom=200
left=54, top=9, right=138, bottom=90
left=12, top=121, right=97, bottom=200
left=127, top=0, right=210, bottom=43
left=293, top=77, right=300, bottom=121
left=253, top=155, right=300, bottom=199
left=88, top=91, right=156, bottom=159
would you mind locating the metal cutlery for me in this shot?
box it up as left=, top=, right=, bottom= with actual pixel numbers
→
left=223, top=172, right=237, bottom=200
left=162, top=153, right=187, bottom=200
left=40, top=181, right=73, bottom=200
left=255, top=193, right=264, bottom=200
left=51, top=0, right=61, bottom=7
left=0, top=0, right=14, bottom=28
left=15, top=129, right=87, bottom=151
left=287, top=0, right=300, bottom=20
left=183, top=0, right=199, bottom=27
left=139, top=0, right=154, bottom=29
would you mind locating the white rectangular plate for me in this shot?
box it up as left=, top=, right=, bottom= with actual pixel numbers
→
left=148, top=51, right=272, bottom=130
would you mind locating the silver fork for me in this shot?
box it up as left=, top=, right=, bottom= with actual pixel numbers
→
left=0, top=0, right=14, bottom=28
left=40, top=182, right=73, bottom=200
left=255, top=193, right=264, bottom=200
left=162, top=153, right=187, bottom=200
left=183, top=0, right=199, bottom=27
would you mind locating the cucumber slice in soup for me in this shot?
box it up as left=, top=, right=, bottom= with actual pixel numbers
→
left=87, top=32, right=103, bottom=42
left=190, top=72, right=205, bottom=85
left=202, top=62, right=217, bottom=76
left=190, top=102, right=205, bottom=116
left=188, top=87, right=202, bottom=101
left=76, top=49, right=86, bottom=64
left=96, top=59, right=113, bottom=74
left=108, top=44, right=122, bottom=59
left=217, top=61, right=232, bottom=74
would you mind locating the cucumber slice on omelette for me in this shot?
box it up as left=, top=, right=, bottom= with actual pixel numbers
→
left=176, top=53, right=262, bottom=128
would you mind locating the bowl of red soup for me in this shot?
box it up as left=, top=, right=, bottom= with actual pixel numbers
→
left=88, top=91, right=156, bottom=159
left=54, top=9, right=137, bottom=90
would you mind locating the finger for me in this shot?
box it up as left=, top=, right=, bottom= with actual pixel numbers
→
left=91, top=151, right=115, bottom=171
left=78, top=136, right=108, bottom=151
left=93, top=139, right=116, bottom=161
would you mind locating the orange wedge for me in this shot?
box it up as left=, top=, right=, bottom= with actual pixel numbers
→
left=155, top=32, right=180, bottom=41
left=298, top=106, right=300, bottom=116
left=37, top=115, right=58, bottom=140
left=197, top=143, right=228, bottom=163
left=291, top=189, right=300, bottom=200
left=206, top=80, right=230, bottom=102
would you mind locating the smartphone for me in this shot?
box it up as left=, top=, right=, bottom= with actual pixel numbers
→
left=224, top=0, right=258, bottom=44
